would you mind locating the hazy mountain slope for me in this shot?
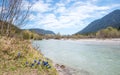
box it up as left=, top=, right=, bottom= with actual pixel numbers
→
left=77, top=9, right=120, bottom=34
left=29, top=28, right=55, bottom=35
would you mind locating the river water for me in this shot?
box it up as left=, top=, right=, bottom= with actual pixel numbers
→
left=32, top=39, right=120, bottom=75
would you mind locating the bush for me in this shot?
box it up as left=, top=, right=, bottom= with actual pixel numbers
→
left=96, top=27, right=120, bottom=38
left=22, top=30, right=43, bottom=40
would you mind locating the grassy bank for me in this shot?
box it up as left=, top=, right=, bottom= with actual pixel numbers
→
left=0, top=36, right=58, bottom=75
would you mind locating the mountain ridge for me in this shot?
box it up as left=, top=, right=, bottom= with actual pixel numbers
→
left=76, top=9, right=120, bottom=34
left=29, top=28, right=55, bottom=35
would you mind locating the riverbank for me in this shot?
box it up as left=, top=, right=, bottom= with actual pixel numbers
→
left=0, top=36, right=58, bottom=75
left=54, top=64, right=72, bottom=75
left=54, top=63, right=90, bottom=75
left=62, top=38, right=120, bottom=44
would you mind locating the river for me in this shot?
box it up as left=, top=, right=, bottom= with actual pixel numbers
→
left=32, top=39, right=120, bottom=75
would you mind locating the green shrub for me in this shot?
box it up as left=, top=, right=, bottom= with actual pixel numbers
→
left=96, top=27, right=120, bottom=38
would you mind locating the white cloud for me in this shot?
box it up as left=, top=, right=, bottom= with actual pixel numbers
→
left=43, top=1, right=109, bottom=29
left=31, top=0, right=51, bottom=13
left=23, top=0, right=120, bottom=34
left=55, top=6, right=66, bottom=13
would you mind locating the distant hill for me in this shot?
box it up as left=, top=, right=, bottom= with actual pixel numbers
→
left=0, top=21, right=22, bottom=35
left=76, top=9, right=120, bottom=34
left=29, top=28, right=55, bottom=35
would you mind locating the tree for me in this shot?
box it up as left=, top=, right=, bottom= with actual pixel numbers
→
left=0, top=0, right=31, bottom=36
left=55, top=32, right=61, bottom=39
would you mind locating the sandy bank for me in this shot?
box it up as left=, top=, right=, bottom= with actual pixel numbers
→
left=61, top=38, right=120, bottom=45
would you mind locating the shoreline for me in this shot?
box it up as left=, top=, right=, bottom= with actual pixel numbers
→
left=46, top=38, right=120, bottom=41
left=54, top=63, right=90, bottom=75
left=62, top=38, right=120, bottom=41
left=54, top=63, right=73, bottom=75
left=58, top=38, right=120, bottom=44
left=46, top=38, right=120, bottom=45
left=55, top=65, right=71, bottom=75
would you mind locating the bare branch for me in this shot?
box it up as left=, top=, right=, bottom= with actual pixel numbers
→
left=0, top=0, right=32, bottom=36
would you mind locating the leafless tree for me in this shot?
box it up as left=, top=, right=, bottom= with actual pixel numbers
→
left=0, top=0, right=32, bottom=36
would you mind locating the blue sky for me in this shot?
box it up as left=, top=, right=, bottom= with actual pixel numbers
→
left=22, top=0, right=120, bottom=34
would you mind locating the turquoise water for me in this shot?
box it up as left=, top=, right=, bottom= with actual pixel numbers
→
left=32, top=39, right=120, bottom=75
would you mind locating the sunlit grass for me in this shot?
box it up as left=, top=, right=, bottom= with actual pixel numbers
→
left=0, top=36, right=58, bottom=75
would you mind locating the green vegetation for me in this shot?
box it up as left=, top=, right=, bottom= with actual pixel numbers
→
left=54, top=32, right=62, bottom=39
left=21, top=30, right=43, bottom=40
left=50, top=26, right=120, bottom=39
left=0, top=22, right=58, bottom=75
left=0, top=21, right=43, bottom=40
left=73, top=27, right=120, bottom=39
left=0, top=36, right=58, bottom=75
left=96, top=27, right=120, bottom=38
left=0, top=1, right=58, bottom=74
left=0, top=21, right=21, bottom=37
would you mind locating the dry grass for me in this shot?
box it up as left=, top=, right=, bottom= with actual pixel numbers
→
left=0, top=36, right=58, bottom=75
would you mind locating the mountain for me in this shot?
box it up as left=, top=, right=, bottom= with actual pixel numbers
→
left=76, top=9, right=120, bottom=34
left=29, top=28, right=55, bottom=35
